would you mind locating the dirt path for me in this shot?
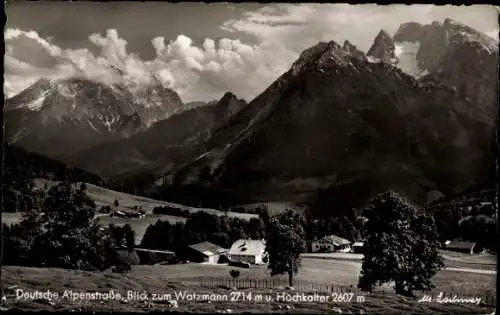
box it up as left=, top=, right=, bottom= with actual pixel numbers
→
left=444, top=267, right=496, bottom=275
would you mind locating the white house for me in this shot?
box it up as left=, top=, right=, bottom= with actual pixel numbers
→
left=312, top=235, right=351, bottom=253
left=228, top=239, right=267, bottom=265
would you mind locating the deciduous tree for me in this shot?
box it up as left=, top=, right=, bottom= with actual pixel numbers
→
left=37, top=181, right=97, bottom=269
left=358, top=191, right=444, bottom=297
left=266, top=209, right=306, bottom=287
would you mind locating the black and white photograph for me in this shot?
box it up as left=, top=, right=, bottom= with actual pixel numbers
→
left=1, top=2, right=498, bottom=314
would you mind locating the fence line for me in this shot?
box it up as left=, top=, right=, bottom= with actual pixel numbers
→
left=198, top=276, right=363, bottom=293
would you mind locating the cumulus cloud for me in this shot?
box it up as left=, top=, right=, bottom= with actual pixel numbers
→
left=4, top=27, right=295, bottom=102
left=5, top=4, right=498, bottom=102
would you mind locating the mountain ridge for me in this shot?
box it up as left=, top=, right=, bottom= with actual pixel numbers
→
left=56, top=92, right=247, bottom=178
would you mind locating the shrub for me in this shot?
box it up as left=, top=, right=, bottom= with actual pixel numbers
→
left=230, top=269, right=241, bottom=279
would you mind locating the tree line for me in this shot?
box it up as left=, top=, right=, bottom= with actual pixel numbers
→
left=142, top=204, right=369, bottom=254
left=140, top=211, right=268, bottom=253
left=426, top=191, right=496, bottom=251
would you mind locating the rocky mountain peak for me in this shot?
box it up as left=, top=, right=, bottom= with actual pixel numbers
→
left=213, top=92, right=247, bottom=118
left=367, top=30, right=397, bottom=63
left=442, top=18, right=498, bottom=53
left=392, top=18, right=498, bottom=118
left=5, top=78, right=58, bottom=111
left=394, top=22, right=425, bottom=42
left=291, top=40, right=366, bottom=75
left=219, top=91, right=239, bottom=103
left=342, top=40, right=367, bottom=60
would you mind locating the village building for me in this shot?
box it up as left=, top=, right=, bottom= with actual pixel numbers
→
left=228, top=239, right=268, bottom=265
left=443, top=240, right=485, bottom=255
left=111, top=210, right=128, bottom=218
left=135, top=248, right=176, bottom=265
left=351, top=241, right=364, bottom=253
left=311, top=235, right=352, bottom=253
left=187, top=241, right=228, bottom=264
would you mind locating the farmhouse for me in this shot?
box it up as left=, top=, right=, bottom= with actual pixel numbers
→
left=228, top=239, right=267, bottom=265
left=312, top=235, right=351, bottom=253
left=443, top=240, right=485, bottom=255
left=187, top=241, right=228, bottom=264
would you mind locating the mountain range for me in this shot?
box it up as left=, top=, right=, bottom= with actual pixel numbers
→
left=5, top=76, right=184, bottom=157
left=4, top=18, right=498, bottom=216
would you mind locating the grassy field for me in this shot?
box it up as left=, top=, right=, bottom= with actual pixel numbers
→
left=1, top=258, right=496, bottom=314
left=440, top=252, right=496, bottom=271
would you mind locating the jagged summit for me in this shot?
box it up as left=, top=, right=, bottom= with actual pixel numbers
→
left=376, top=29, right=392, bottom=40
left=442, top=18, right=498, bottom=53
left=391, top=17, right=497, bottom=118
left=343, top=40, right=366, bottom=60
left=6, top=78, right=59, bottom=111
left=216, top=92, right=247, bottom=116
left=291, top=40, right=372, bottom=75
left=219, top=91, right=239, bottom=102
left=394, top=18, right=498, bottom=54
left=367, top=30, right=397, bottom=63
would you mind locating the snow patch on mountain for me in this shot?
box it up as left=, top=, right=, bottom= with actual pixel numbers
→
left=26, top=94, right=47, bottom=111
left=56, top=83, right=77, bottom=99
left=394, top=41, right=428, bottom=78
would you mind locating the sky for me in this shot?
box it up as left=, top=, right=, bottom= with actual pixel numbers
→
left=4, top=3, right=499, bottom=103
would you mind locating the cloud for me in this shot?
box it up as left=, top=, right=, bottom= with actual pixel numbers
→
left=4, top=27, right=296, bottom=102
left=485, top=30, right=499, bottom=41
left=5, top=4, right=499, bottom=102
left=222, top=4, right=499, bottom=53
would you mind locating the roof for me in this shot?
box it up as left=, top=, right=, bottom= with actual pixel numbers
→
left=315, top=235, right=351, bottom=246
left=188, top=241, right=227, bottom=256
left=445, top=241, right=476, bottom=250
left=229, top=239, right=266, bottom=256
left=135, top=248, right=175, bottom=255
left=114, top=249, right=140, bottom=265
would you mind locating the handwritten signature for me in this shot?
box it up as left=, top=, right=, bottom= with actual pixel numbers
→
left=418, top=292, right=482, bottom=305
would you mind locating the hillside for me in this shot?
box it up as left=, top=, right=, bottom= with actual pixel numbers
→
left=3, top=145, right=104, bottom=185
left=2, top=178, right=259, bottom=245
left=151, top=25, right=496, bottom=215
